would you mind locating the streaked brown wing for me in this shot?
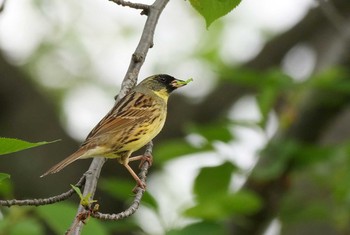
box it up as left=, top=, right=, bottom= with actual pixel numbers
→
left=81, top=91, right=155, bottom=146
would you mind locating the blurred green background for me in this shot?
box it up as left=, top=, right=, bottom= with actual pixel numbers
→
left=2, top=0, right=350, bottom=234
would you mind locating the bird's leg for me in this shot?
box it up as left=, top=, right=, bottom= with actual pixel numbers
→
left=129, top=153, right=153, bottom=168
left=122, top=162, right=146, bottom=192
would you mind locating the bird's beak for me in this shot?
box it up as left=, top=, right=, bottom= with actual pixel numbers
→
left=170, top=78, right=193, bottom=88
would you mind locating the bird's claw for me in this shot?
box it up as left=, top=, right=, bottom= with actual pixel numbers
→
left=132, top=179, right=146, bottom=193
left=138, top=154, right=153, bottom=169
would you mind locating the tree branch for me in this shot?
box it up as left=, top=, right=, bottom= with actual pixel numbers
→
left=109, top=0, right=149, bottom=11
left=0, top=173, right=86, bottom=207
left=69, top=0, right=169, bottom=233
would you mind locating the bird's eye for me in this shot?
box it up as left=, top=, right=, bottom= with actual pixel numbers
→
left=159, top=77, right=166, bottom=82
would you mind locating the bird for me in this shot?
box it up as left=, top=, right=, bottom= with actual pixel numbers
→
left=41, top=74, right=191, bottom=189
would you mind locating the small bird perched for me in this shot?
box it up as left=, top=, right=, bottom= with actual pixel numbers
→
left=41, top=74, right=192, bottom=189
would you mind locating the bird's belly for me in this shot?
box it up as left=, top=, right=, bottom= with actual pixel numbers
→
left=120, top=116, right=165, bottom=152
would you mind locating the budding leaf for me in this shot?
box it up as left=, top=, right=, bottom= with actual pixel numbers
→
left=71, top=184, right=97, bottom=207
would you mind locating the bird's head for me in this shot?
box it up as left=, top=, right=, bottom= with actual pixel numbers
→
left=137, top=74, right=192, bottom=100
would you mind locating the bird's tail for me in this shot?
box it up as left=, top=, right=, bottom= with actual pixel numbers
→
left=40, top=148, right=86, bottom=177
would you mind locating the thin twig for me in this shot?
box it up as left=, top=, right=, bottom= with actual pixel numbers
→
left=109, top=0, right=149, bottom=11
left=0, top=173, right=86, bottom=207
left=119, top=0, right=171, bottom=97
left=92, top=181, right=144, bottom=220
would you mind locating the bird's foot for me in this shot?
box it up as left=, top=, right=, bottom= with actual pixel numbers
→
left=132, top=179, right=146, bottom=193
left=138, top=154, right=153, bottom=169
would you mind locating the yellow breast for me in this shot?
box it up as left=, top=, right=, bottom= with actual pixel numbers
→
left=119, top=112, right=166, bottom=153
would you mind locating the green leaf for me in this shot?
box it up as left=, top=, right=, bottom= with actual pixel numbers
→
left=167, top=221, right=227, bottom=235
left=194, top=162, right=236, bottom=202
left=70, top=184, right=83, bottom=198
left=0, top=137, right=60, bottom=156
left=185, top=190, right=262, bottom=220
left=189, top=0, right=242, bottom=28
left=0, top=173, right=10, bottom=183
